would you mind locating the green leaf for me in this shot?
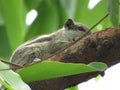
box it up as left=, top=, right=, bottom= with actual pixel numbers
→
left=74, top=0, right=90, bottom=25
left=60, top=0, right=77, bottom=18
left=0, top=0, right=26, bottom=51
left=54, top=0, right=68, bottom=27
left=0, top=77, right=14, bottom=90
left=67, top=85, right=78, bottom=90
left=0, top=26, right=12, bottom=59
left=24, top=0, right=43, bottom=10
left=107, top=0, right=119, bottom=28
left=0, top=9, right=4, bottom=25
left=94, top=74, right=101, bottom=82
left=0, top=61, right=31, bottom=90
left=25, top=1, right=59, bottom=40
left=88, top=62, right=107, bottom=71
left=75, top=0, right=110, bottom=31
left=17, top=61, right=107, bottom=83
left=89, top=0, right=110, bottom=30
left=55, top=0, right=77, bottom=27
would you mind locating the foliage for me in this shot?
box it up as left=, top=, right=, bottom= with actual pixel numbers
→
left=0, top=0, right=119, bottom=60
left=107, top=0, right=119, bottom=27
left=17, top=61, right=107, bottom=82
left=0, top=0, right=119, bottom=90
left=0, top=61, right=31, bottom=90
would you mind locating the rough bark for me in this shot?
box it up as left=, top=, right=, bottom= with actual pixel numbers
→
left=29, top=28, right=120, bottom=90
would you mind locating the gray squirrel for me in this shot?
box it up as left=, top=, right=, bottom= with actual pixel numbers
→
left=10, top=19, right=90, bottom=66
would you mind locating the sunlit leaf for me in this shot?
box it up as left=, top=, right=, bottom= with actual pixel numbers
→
left=67, top=85, right=78, bottom=90
left=94, top=74, right=101, bottom=82
left=0, top=61, right=31, bottom=90
left=0, top=77, right=13, bottom=90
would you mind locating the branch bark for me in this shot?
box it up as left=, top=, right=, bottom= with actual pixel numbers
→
left=29, top=28, right=120, bottom=90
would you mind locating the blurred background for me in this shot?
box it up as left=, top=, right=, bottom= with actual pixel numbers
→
left=0, top=0, right=111, bottom=60
left=0, top=0, right=119, bottom=90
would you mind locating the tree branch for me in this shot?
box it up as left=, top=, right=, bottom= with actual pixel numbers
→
left=29, top=28, right=120, bottom=90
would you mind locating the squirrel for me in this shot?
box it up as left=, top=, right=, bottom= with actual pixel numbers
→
left=10, top=19, right=90, bottom=66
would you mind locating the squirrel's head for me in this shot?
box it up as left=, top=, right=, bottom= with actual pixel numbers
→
left=64, top=19, right=89, bottom=32
left=62, top=19, right=90, bottom=42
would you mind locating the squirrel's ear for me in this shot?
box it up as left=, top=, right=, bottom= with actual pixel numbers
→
left=64, top=19, right=74, bottom=29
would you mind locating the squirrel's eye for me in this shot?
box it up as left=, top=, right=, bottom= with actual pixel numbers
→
left=78, top=26, right=86, bottom=32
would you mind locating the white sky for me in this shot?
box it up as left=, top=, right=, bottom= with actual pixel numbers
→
left=79, top=63, right=120, bottom=90
left=26, top=0, right=120, bottom=90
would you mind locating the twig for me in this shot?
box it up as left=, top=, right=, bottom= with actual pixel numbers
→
left=0, top=67, right=21, bottom=71
left=0, top=58, right=23, bottom=68
left=0, top=58, right=23, bottom=71
left=0, top=68, right=11, bottom=71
